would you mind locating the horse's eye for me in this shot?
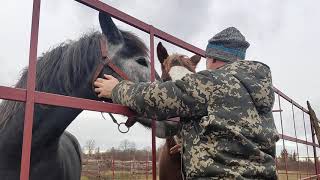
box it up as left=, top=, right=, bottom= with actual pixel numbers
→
left=136, top=58, right=148, bottom=67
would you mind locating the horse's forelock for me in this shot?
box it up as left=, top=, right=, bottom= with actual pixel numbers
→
left=0, top=30, right=149, bottom=128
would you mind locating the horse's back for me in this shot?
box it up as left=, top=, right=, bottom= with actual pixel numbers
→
left=56, top=131, right=82, bottom=180
left=30, top=132, right=81, bottom=180
left=0, top=132, right=81, bottom=180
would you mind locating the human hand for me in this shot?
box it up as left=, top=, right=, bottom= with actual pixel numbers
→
left=169, top=144, right=182, bottom=154
left=94, top=74, right=119, bottom=98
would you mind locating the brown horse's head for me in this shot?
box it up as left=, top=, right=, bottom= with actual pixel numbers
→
left=157, top=42, right=201, bottom=82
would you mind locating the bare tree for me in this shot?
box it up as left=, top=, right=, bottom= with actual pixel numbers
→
left=119, top=139, right=129, bottom=151
left=96, top=147, right=100, bottom=155
left=119, top=139, right=136, bottom=151
left=129, top=141, right=136, bottom=151
left=85, top=139, right=96, bottom=155
left=280, top=148, right=288, bottom=160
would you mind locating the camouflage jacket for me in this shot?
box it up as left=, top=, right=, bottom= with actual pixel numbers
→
left=112, top=61, right=280, bottom=179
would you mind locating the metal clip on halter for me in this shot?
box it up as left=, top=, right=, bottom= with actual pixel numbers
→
left=101, top=112, right=130, bottom=133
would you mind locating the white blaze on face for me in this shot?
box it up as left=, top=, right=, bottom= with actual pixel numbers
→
left=168, top=66, right=193, bottom=81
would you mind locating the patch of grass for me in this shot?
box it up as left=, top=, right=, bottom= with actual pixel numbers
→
left=82, top=171, right=157, bottom=180
left=81, top=176, right=89, bottom=180
left=278, top=170, right=316, bottom=180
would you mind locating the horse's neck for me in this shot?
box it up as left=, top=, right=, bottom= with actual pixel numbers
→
left=166, top=137, right=177, bottom=148
left=31, top=105, right=82, bottom=148
left=0, top=102, right=82, bottom=152
left=168, top=66, right=193, bottom=81
left=29, top=60, right=102, bottom=149
left=30, top=83, right=98, bottom=149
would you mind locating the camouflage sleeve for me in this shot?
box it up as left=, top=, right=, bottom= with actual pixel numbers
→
left=111, top=71, right=215, bottom=120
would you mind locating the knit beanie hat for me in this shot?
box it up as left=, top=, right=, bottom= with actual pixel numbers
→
left=205, top=27, right=250, bottom=62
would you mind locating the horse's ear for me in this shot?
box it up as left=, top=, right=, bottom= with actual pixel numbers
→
left=99, top=12, right=123, bottom=45
left=157, top=42, right=169, bottom=64
left=190, top=55, right=201, bottom=67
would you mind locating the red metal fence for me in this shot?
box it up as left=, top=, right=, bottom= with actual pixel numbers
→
left=273, top=88, right=320, bottom=179
left=81, top=150, right=154, bottom=179
left=0, top=0, right=319, bottom=180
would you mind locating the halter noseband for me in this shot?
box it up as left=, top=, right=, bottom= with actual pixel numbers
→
left=92, top=36, right=130, bottom=88
left=92, top=36, right=133, bottom=133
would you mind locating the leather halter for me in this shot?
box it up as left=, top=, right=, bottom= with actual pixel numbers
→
left=92, top=36, right=130, bottom=89
left=92, top=36, right=132, bottom=133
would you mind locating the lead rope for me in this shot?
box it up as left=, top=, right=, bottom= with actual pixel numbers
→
left=100, top=112, right=130, bottom=133
left=97, top=36, right=131, bottom=134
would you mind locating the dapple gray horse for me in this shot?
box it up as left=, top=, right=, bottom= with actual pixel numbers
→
left=0, top=12, right=152, bottom=180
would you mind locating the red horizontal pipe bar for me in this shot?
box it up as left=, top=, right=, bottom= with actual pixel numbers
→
left=153, top=27, right=205, bottom=56
left=74, top=0, right=205, bottom=57
left=0, top=86, right=135, bottom=116
left=0, top=90, right=316, bottom=144
left=272, top=109, right=283, bottom=112
left=0, top=90, right=314, bottom=140
left=301, top=174, right=320, bottom=180
left=280, top=134, right=319, bottom=147
left=75, top=0, right=150, bottom=33
left=0, top=87, right=310, bottom=127
left=298, top=156, right=317, bottom=158
left=0, top=86, right=26, bottom=102
left=34, top=91, right=135, bottom=116
left=278, top=172, right=316, bottom=175
left=273, top=87, right=309, bottom=113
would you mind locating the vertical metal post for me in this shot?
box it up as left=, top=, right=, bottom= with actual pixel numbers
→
left=112, top=150, right=115, bottom=180
left=149, top=26, right=157, bottom=180
left=303, top=112, right=311, bottom=176
left=291, top=102, right=300, bottom=178
left=278, top=94, right=288, bottom=180
left=20, top=0, right=41, bottom=180
left=129, top=153, right=132, bottom=179
left=146, top=150, right=149, bottom=180
left=310, top=114, right=319, bottom=176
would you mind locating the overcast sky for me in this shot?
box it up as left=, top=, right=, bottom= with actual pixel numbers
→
left=1, top=0, right=320, bottom=156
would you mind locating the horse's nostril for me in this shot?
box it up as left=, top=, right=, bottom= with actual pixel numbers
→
left=136, top=58, right=148, bottom=67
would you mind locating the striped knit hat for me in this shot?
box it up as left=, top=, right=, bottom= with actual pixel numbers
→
left=205, top=27, right=250, bottom=62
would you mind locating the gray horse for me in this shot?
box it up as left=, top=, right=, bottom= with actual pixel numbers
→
left=0, top=12, right=152, bottom=180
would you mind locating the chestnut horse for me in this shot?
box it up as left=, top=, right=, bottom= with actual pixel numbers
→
left=132, top=42, right=200, bottom=179
left=157, top=42, right=200, bottom=180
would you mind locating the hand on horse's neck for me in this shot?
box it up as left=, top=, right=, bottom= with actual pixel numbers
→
left=168, top=66, right=193, bottom=81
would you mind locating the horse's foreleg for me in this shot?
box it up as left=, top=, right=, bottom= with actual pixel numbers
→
left=159, top=137, right=183, bottom=180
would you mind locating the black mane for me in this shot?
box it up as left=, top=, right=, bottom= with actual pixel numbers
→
left=0, top=30, right=148, bottom=128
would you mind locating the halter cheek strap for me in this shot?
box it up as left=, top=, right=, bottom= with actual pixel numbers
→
left=92, top=36, right=130, bottom=91
left=92, top=36, right=135, bottom=133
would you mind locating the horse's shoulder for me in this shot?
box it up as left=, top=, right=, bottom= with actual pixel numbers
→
left=60, top=131, right=82, bottom=163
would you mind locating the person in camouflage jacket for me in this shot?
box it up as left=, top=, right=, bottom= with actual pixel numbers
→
left=94, top=27, right=279, bottom=179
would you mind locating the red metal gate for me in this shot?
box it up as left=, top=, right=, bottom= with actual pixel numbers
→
left=0, top=0, right=319, bottom=180
left=273, top=88, right=320, bottom=179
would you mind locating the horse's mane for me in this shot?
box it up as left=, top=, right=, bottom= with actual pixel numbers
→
left=0, top=30, right=148, bottom=129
